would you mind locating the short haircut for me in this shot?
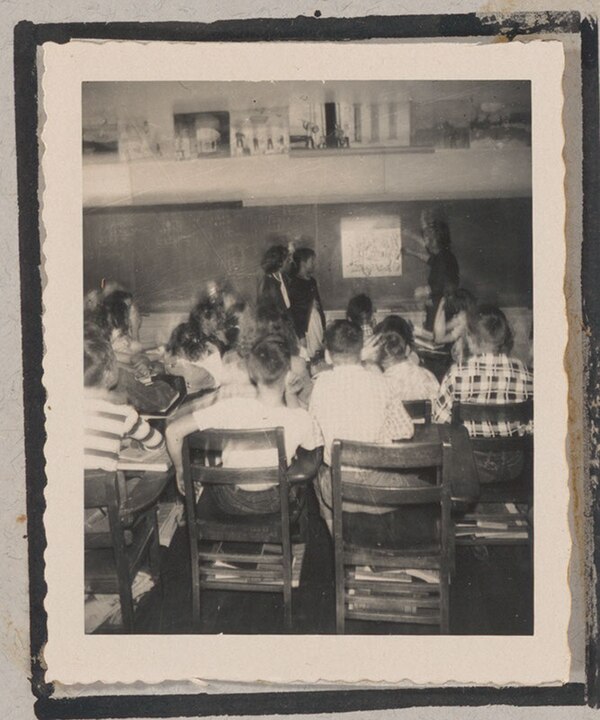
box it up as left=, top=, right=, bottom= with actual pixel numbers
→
left=261, top=244, right=289, bottom=274
left=247, top=336, right=291, bottom=386
left=467, top=304, right=514, bottom=353
left=374, top=315, right=414, bottom=361
left=325, top=319, right=363, bottom=359
left=166, top=321, right=211, bottom=361
left=255, top=304, right=299, bottom=356
left=346, top=293, right=373, bottom=326
left=293, top=247, right=315, bottom=267
left=84, top=330, right=117, bottom=388
left=102, top=290, right=134, bottom=334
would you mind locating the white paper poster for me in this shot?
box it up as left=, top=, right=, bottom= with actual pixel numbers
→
left=341, top=215, right=402, bottom=277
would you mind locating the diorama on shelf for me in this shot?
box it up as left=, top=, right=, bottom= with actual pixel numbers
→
left=173, top=111, right=230, bottom=160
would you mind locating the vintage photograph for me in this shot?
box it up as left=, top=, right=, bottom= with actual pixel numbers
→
left=81, top=79, right=534, bottom=636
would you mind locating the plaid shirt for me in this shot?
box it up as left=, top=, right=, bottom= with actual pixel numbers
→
left=432, top=353, right=533, bottom=437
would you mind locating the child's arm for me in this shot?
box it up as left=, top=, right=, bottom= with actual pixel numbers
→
left=165, top=413, right=201, bottom=491
left=127, top=413, right=165, bottom=451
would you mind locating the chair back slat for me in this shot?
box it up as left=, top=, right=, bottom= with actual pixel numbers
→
left=403, top=399, right=432, bottom=425
left=191, top=465, right=281, bottom=485
left=468, top=435, right=533, bottom=453
left=338, top=439, right=443, bottom=470
left=452, top=400, right=532, bottom=425
left=187, top=428, right=282, bottom=452
left=340, top=482, right=442, bottom=506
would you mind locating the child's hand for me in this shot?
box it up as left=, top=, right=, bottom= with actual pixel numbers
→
left=285, top=371, right=303, bottom=396
left=360, top=334, right=381, bottom=363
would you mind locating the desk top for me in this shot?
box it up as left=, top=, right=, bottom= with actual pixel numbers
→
left=396, top=423, right=479, bottom=504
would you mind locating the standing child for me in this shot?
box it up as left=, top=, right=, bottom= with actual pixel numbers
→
left=288, top=247, right=326, bottom=361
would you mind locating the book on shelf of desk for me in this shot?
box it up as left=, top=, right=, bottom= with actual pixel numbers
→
left=455, top=502, right=530, bottom=539
left=200, top=542, right=306, bottom=587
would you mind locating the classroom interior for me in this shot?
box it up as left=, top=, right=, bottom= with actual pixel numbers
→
left=82, top=80, right=534, bottom=635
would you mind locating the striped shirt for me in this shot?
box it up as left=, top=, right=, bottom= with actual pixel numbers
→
left=432, top=352, right=533, bottom=437
left=84, top=394, right=165, bottom=471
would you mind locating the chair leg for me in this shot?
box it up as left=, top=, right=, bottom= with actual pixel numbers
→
left=439, top=571, right=450, bottom=635
left=148, top=509, right=162, bottom=581
left=283, top=586, right=292, bottom=632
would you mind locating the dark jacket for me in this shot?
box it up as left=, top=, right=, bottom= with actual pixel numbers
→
left=257, top=272, right=291, bottom=317
left=288, top=275, right=326, bottom=339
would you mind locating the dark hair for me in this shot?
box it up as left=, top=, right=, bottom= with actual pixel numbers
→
left=445, top=288, right=476, bottom=318
left=189, top=291, right=226, bottom=343
left=467, top=304, right=514, bottom=353
left=84, top=330, right=116, bottom=388
left=430, top=220, right=452, bottom=250
left=255, top=305, right=299, bottom=356
left=293, top=247, right=315, bottom=269
left=247, top=336, right=291, bottom=386
left=325, top=319, right=363, bottom=359
left=166, top=322, right=212, bottom=361
left=261, top=245, right=289, bottom=274
left=102, top=290, right=134, bottom=335
left=374, top=315, right=414, bottom=362
left=346, top=294, right=373, bottom=327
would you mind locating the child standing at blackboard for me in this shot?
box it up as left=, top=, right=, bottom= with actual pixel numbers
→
left=288, top=247, right=326, bottom=361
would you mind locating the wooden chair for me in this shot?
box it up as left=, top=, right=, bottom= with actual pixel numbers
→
left=451, top=400, right=533, bottom=546
left=403, top=399, right=432, bottom=424
left=331, top=437, right=453, bottom=634
left=182, top=428, right=312, bottom=631
left=84, top=469, right=167, bottom=632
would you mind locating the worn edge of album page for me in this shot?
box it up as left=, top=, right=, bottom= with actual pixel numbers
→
left=39, top=38, right=570, bottom=687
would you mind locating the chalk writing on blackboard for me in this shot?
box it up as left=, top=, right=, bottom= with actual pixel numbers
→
left=341, top=215, right=402, bottom=278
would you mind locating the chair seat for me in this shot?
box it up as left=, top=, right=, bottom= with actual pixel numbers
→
left=195, top=487, right=306, bottom=543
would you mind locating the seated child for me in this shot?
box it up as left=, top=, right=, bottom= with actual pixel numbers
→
left=309, top=320, right=415, bottom=530
left=254, top=305, right=313, bottom=408
left=375, top=315, right=439, bottom=401
left=433, top=304, right=533, bottom=484
left=164, top=321, right=223, bottom=394
left=433, top=288, right=476, bottom=364
left=84, top=329, right=166, bottom=472
left=166, top=337, right=322, bottom=515
left=346, top=293, right=375, bottom=340
left=84, top=329, right=167, bottom=533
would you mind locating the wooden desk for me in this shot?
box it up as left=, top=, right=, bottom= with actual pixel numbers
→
left=395, top=423, right=479, bottom=504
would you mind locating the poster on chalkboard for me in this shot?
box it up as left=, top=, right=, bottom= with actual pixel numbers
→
left=341, top=214, right=402, bottom=277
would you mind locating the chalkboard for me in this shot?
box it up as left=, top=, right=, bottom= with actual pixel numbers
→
left=83, top=198, right=532, bottom=313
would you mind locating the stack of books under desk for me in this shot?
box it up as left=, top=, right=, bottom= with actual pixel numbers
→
left=199, top=542, right=306, bottom=589
left=345, top=566, right=441, bottom=620
left=455, top=502, right=530, bottom=544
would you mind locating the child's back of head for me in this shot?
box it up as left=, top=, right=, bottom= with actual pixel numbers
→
left=325, top=320, right=363, bottom=365
left=467, top=304, right=514, bottom=354
left=84, top=329, right=118, bottom=389
left=247, top=336, right=291, bottom=388
left=166, top=321, right=213, bottom=362
left=374, top=315, right=413, bottom=366
left=346, top=293, right=373, bottom=328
